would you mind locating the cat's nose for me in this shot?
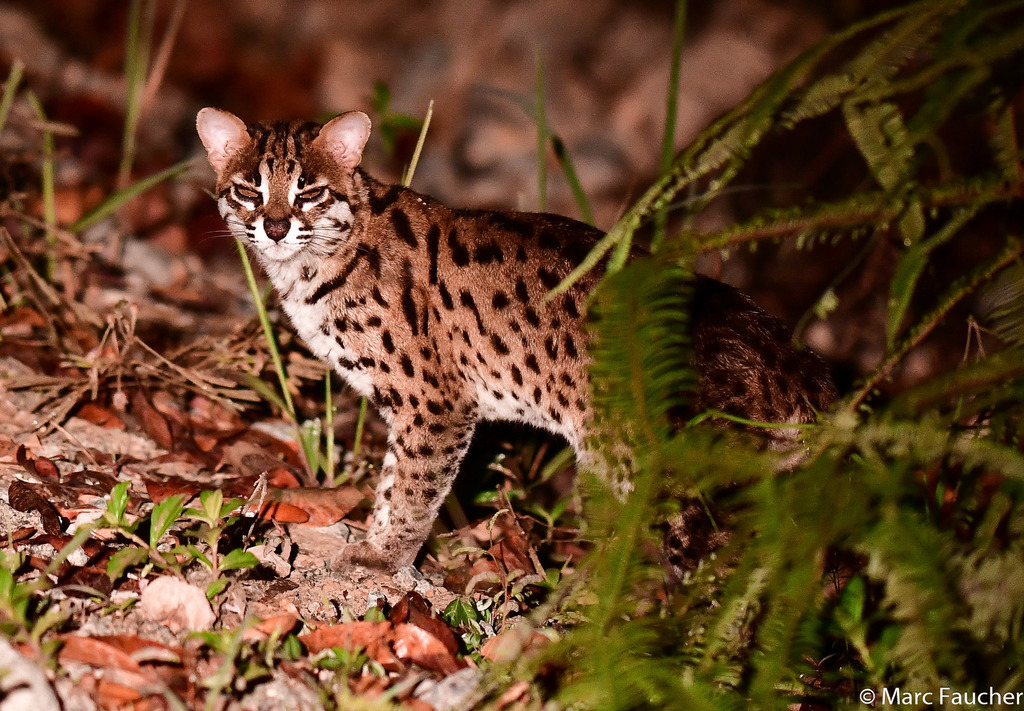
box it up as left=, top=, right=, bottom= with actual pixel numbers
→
left=264, top=218, right=291, bottom=242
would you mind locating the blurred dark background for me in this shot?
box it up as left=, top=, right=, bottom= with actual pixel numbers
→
left=0, top=0, right=969, bottom=391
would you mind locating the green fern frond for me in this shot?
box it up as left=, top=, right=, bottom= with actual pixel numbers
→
left=843, top=101, right=916, bottom=194
left=588, top=255, right=697, bottom=448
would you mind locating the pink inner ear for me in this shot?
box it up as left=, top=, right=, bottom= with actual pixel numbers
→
left=196, top=108, right=248, bottom=174
left=315, top=112, right=371, bottom=171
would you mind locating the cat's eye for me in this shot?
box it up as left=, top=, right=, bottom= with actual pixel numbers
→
left=296, top=186, right=326, bottom=203
left=233, top=184, right=260, bottom=201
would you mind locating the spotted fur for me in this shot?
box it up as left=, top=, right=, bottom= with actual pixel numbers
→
left=197, top=108, right=835, bottom=573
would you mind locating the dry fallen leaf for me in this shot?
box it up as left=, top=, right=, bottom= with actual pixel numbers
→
left=132, top=391, right=174, bottom=450
left=261, top=485, right=367, bottom=526
left=58, top=635, right=143, bottom=672
left=389, top=591, right=460, bottom=656
left=8, top=479, right=64, bottom=535
left=299, top=620, right=401, bottom=672
left=16, top=445, right=61, bottom=482
left=242, top=614, right=301, bottom=642
left=392, top=622, right=464, bottom=675
left=480, top=623, right=550, bottom=663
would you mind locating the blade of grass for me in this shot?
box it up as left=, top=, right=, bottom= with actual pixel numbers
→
left=0, top=60, right=25, bottom=138
left=71, top=159, right=191, bottom=233
left=401, top=99, right=433, bottom=187
left=25, top=91, right=57, bottom=279
left=550, top=135, right=595, bottom=225
left=536, top=51, right=548, bottom=212
left=325, top=372, right=335, bottom=486
left=352, top=396, right=369, bottom=460
left=118, top=0, right=155, bottom=187
left=234, top=239, right=297, bottom=423
left=651, top=0, right=687, bottom=252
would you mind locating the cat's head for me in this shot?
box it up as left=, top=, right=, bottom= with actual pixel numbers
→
left=196, top=108, right=370, bottom=262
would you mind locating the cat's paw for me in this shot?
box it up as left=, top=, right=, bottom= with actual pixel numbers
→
left=332, top=540, right=401, bottom=573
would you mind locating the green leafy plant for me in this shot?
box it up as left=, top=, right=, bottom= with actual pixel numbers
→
left=528, top=1, right=1024, bottom=708
left=104, top=484, right=257, bottom=599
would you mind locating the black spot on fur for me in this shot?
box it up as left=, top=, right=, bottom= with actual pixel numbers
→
left=525, top=307, right=541, bottom=328
left=565, top=334, right=578, bottom=358
left=306, top=250, right=363, bottom=304
left=514, top=279, right=530, bottom=304
left=400, top=354, right=415, bottom=377
left=392, top=209, right=419, bottom=248
left=525, top=354, right=540, bottom=374
left=564, top=298, right=580, bottom=319
left=460, top=290, right=486, bottom=335
left=491, top=333, right=510, bottom=355
left=544, top=336, right=558, bottom=360
left=511, top=365, right=523, bottom=386
left=491, top=214, right=535, bottom=238
left=427, top=224, right=440, bottom=285
left=492, top=291, right=509, bottom=310
left=401, top=259, right=419, bottom=337
left=381, top=331, right=395, bottom=353
left=438, top=281, right=454, bottom=310
left=448, top=228, right=470, bottom=267
left=371, top=286, right=389, bottom=307
left=369, top=184, right=401, bottom=215
left=538, top=267, right=561, bottom=290
left=537, top=229, right=560, bottom=251
left=365, top=246, right=382, bottom=277
left=473, top=241, right=505, bottom=264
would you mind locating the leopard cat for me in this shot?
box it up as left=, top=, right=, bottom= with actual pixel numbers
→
left=196, top=108, right=836, bottom=574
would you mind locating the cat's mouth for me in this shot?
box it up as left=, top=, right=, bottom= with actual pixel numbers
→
left=256, top=240, right=304, bottom=262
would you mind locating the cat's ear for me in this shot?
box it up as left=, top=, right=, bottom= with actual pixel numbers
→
left=313, top=111, right=371, bottom=171
left=196, top=108, right=249, bottom=175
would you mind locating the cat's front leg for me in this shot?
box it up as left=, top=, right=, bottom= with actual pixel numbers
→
left=334, top=411, right=477, bottom=573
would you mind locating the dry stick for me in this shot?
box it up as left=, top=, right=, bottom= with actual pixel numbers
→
left=139, top=0, right=186, bottom=115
